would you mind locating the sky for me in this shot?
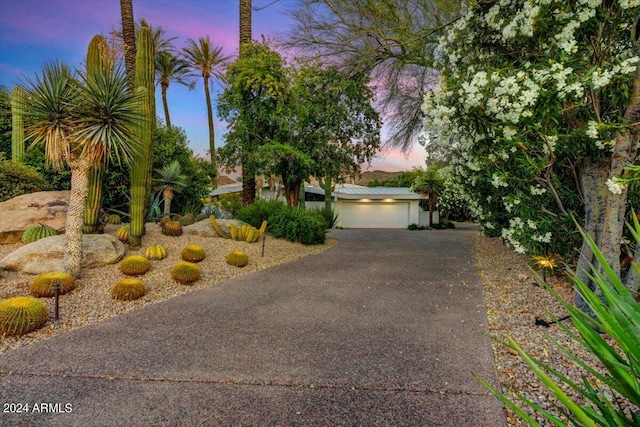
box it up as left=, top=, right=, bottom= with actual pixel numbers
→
left=0, top=0, right=426, bottom=173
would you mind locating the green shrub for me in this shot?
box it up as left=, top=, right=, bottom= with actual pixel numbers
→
left=408, top=223, right=418, bottom=230
left=235, top=199, right=287, bottom=228
left=0, top=156, right=51, bottom=202
left=216, top=193, right=243, bottom=216
left=431, top=221, right=455, bottom=230
left=269, top=206, right=326, bottom=245
left=312, top=206, right=339, bottom=229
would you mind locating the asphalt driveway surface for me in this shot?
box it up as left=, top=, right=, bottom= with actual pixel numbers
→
left=0, top=227, right=505, bottom=426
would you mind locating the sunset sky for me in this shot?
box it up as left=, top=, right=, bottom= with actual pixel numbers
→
left=0, top=0, right=426, bottom=172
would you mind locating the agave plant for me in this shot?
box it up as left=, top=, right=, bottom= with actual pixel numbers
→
left=478, top=214, right=640, bottom=426
left=19, top=61, right=141, bottom=277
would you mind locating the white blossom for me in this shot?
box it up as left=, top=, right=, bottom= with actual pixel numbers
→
left=586, top=121, right=599, bottom=139
left=606, top=177, right=626, bottom=195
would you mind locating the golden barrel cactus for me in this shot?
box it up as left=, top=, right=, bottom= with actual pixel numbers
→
left=226, top=250, right=249, bottom=267
left=181, top=245, right=206, bottom=263
left=120, top=255, right=151, bottom=276
left=30, top=271, right=76, bottom=297
left=0, top=296, right=49, bottom=336
left=110, top=278, right=147, bottom=301
left=145, top=244, right=167, bottom=260
left=171, top=261, right=201, bottom=284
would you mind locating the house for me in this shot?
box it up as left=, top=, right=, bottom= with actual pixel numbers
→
left=306, top=185, right=431, bottom=229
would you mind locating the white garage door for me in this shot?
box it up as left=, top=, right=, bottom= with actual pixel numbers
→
left=339, top=202, right=410, bottom=228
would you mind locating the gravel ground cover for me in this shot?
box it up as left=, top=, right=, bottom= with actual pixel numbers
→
left=475, top=233, right=635, bottom=426
left=0, top=222, right=335, bottom=354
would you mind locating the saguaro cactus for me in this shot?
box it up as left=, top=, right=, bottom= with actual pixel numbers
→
left=83, top=35, right=110, bottom=233
left=129, top=24, right=155, bottom=247
left=11, top=86, right=26, bottom=163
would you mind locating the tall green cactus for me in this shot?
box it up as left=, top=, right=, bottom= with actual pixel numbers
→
left=11, top=86, right=26, bottom=163
left=83, top=35, right=110, bottom=233
left=129, top=24, right=155, bottom=247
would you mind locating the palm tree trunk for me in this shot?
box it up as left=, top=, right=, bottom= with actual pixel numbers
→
left=204, top=77, right=216, bottom=169
left=240, top=0, right=254, bottom=204
left=161, top=82, right=171, bottom=128
left=65, top=158, right=92, bottom=277
left=163, top=189, right=173, bottom=216
left=120, top=0, right=136, bottom=92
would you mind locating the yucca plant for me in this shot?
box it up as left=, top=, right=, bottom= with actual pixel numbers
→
left=153, top=160, right=187, bottom=217
left=478, top=214, right=640, bottom=426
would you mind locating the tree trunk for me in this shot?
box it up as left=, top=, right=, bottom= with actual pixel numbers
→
left=163, top=188, right=173, bottom=216
left=119, top=0, right=136, bottom=92
left=284, top=180, right=301, bottom=207
left=161, top=82, right=171, bottom=128
left=204, top=77, right=216, bottom=169
left=65, top=158, right=92, bottom=277
left=240, top=0, right=254, bottom=204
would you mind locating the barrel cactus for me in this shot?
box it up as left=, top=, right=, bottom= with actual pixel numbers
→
left=181, top=245, right=206, bottom=263
left=145, top=244, right=167, bottom=260
left=195, top=212, right=208, bottom=222
left=171, top=214, right=182, bottom=221
left=110, top=278, right=147, bottom=301
left=115, top=225, right=130, bottom=243
left=0, top=296, right=49, bottom=336
left=179, top=215, right=194, bottom=226
left=107, top=214, right=122, bottom=225
left=171, top=261, right=201, bottom=284
left=161, top=221, right=183, bottom=237
left=120, top=255, right=151, bottom=276
left=226, top=250, right=249, bottom=267
left=30, top=271, right=76, bottom=297
left=21, top=224, right=57, bottom=244
left=159, top=215, right=171, bottom=225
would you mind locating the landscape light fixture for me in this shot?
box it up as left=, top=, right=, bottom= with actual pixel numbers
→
left=52, top=283, right=61, bottom=327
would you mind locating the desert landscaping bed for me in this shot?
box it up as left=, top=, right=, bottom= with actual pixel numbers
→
left=0, top=223, right=335, bottom=354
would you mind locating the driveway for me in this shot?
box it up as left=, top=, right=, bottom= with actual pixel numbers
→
left=0, top=227, right=505, bottom=426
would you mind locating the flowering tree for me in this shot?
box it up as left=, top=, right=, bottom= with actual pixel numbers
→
left=422, top=0, right=640, bottom=301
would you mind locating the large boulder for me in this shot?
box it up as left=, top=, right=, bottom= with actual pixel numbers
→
left=0, top=191, right=70, bottom=244
left=184, top=218, right=248, bottom=238
left=0, top=234, right=125, bottom=274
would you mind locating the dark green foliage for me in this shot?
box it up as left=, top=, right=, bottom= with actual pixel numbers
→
left=22, top=224, right=57, bottom=244
left=235, top=199, right=287, bottom=228
left=22, top=144, right=71, bottom=191
left=0, top=86, right=11, bottom=159
left=431, top=221, right=455, bottom=230
left=368, top=169, right=423, bottom=187
left=312, top=206, right=339, bottom=229
left=269, top=206, right=326, bottom=245
left=0, top=155, right=51, bottom=202
left=408, top=223, right=418, bottom=230
left=216, top=193, right=242, bottom=216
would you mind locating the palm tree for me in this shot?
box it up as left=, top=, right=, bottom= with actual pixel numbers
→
left=119, top=0, right=136, bottom=92
left=155, top=51, right=194, bottom=128
left=240, top=0, right=255, bottom=205
left=182, top=36, right=230, bottom=168
left=411, top=168, right=445, bottom=227
left=20, top=61, right=141, bottom=277
left=153, top=160, right=188, bottom=216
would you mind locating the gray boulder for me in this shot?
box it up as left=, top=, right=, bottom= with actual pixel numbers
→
left=0, top=234, right=125, bottom=274
left=0, top=191, right=70, bottom=244
left=183, top=218, right=248, bottom=238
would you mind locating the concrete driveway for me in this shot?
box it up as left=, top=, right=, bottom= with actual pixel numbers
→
left=0, top=227, right=505, bottom=426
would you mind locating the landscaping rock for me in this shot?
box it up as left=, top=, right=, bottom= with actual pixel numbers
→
left=184, top=218, right=248, bottom=238
left=0, top=234, right=125, bottom=274
left=0, top=191, right=70, bottom=244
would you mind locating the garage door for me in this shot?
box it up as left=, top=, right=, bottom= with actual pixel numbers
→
left=338, top=202, right=410, bottom=228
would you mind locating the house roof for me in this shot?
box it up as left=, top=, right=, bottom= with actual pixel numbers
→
left=306, top=185, right=425, bottom=200
left=210, top=183, right=242, bottom=197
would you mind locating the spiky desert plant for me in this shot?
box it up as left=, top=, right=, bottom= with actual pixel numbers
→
left=145, top=244, right=167, bottom=260
left=196, top=212, right=208, bottom=222
left=21, top=224, right=57, bottom=244
left=226, top=250, right=248, bottom=267
left=153, top=160, right=187, bottom=216
left=115, top=225, right=130, bottom=242
left=209, top=216, right=229, bottom=238
left=83, top=35, right=112, bottom=234
left=0, top=296, right=49, bottom=336
left=30, top=271, right=76, bottom=297
left=171, top=214, right=182, bottom=221
left=181, top=244, right=205, bottom=262
left=171, top=261, right=200, bottom=284
left=119, top=255, right=151, bottom=276
left=107, top=214, right=122, bottom=224
left=161, top=220, right=182, bottom=236
left=11, top=86, right=26, bottom=163
left=110, top=278, right=147, bottom=301
left=129, top=24, right=156, bottom=247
